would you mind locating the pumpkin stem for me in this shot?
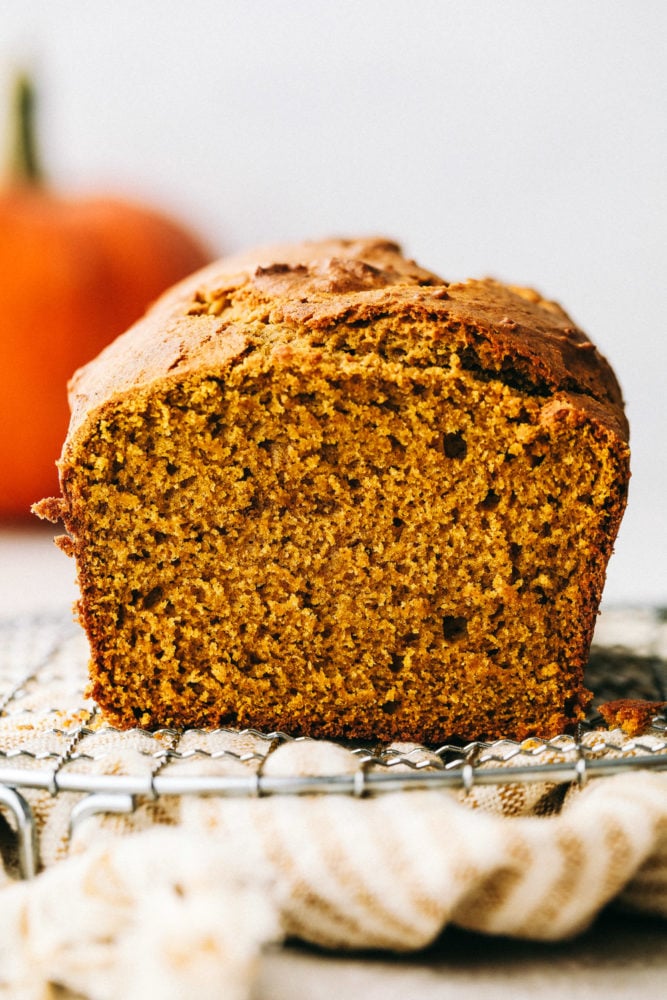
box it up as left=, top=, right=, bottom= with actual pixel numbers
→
left=6, top=72, right=43, bottom=185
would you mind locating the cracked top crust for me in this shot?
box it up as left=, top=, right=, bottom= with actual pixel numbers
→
left=63, top=237, right=628, bottom=449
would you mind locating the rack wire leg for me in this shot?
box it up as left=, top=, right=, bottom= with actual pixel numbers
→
left=0, top=785, right=37, bottom=880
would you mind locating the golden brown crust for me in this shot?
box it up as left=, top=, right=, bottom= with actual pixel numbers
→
left=63, top=237, right=628, bottom=460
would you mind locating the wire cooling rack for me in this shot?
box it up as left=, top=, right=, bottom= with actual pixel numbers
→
left=0, top=610, right=666, bottom=880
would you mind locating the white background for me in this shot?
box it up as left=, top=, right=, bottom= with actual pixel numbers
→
left=1, top=1, right=665, bottom=605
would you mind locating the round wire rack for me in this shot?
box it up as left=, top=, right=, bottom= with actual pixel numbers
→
left=0, top=609, right=665, bottom=880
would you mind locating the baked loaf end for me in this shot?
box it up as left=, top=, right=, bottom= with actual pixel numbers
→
left=35, top=237, right=630, bottom=742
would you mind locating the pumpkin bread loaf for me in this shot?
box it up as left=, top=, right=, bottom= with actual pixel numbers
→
left=34, top=238, right=630, bottom=742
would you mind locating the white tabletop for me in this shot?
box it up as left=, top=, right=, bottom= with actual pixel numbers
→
left=257, top=911, right=666, bottom=1000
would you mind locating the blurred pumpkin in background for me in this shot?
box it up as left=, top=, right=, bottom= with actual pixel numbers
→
left=0, top=74, right=213, bottom=518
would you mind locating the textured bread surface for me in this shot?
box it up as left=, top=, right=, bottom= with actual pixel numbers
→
left=598, top=699, right=666, bottom=737
left=35, top=238, right=630, bottom=741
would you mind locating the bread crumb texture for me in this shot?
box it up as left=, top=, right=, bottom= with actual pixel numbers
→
left=599, top=699, right=666, bottom=738
left=41, top=238, right=630, bottom=742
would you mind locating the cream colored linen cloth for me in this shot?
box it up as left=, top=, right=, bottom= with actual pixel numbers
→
left=0, top=613, right=665, bottom=999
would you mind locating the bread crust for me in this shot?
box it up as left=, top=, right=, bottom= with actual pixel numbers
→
left=62, top=237, right=628, bottom=455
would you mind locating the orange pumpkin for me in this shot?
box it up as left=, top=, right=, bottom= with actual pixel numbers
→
left=0, top=75, right=213, bottom=518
